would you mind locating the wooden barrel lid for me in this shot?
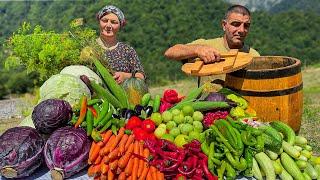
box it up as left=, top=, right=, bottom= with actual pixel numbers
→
left=181, top=50, right=253, bottom=76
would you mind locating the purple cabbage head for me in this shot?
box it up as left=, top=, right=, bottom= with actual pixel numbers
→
left=32, top=99, right=73, bottom=134
left=44, top=126, right=91, bottom=179
left=205, top=92, right=227, bottom=102
left=0, top=126, right=44, bottom=179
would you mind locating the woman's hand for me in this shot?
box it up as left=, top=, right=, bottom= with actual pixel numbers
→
left=113, top=72, right=130, bottom=84
left=113, top=71, right=145, bottom=84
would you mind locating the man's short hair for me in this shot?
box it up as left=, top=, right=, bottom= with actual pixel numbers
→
left=224, top=5, right=251, bottom=20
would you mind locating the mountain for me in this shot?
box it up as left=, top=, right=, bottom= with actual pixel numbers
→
left=224, top=0, right=282, bottom=12
left=224, top=0, right=320, bottom=13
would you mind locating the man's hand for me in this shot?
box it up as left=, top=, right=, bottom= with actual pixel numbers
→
left=195, top=45, right=221, bottom=63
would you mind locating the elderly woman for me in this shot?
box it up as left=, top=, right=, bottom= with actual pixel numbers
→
left=96, top=5, right=145, bottom=84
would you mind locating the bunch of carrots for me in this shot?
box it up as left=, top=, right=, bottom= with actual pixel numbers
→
left=87, top=127, right=164, bottom=180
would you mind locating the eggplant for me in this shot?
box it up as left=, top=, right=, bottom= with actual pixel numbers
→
left=144, top=106, right=153, bottom=117
left=125, top=109, right=136, bottom=119
left=134, top=105, right=144, bottom=116
left=112, top=113, right=120, bottom=119
left=119, top=108, right=128, bottom=118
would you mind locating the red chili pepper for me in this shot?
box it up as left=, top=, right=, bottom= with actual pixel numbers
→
left=87, top=106, right=97, bottom=118
left=141, top=119, right=156, bottom=133
left=125, top=116, right=142, bottom=130
left=74, top=95, right=87, bottom=128
left=159, top=100, right=173, bottom=113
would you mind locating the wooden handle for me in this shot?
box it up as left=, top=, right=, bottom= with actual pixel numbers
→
left=190, top=61, right=203, bottom=73
left=220, top=49, right=239, bottom=58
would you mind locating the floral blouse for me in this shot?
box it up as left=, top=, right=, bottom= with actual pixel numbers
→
left=97, top=38, right=145, bottom=76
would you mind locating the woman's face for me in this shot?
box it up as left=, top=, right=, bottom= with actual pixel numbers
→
left=99, top=13, right=120, bottom=38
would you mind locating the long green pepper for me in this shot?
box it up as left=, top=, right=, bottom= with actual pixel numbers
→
left=97, top=108, right=113, bottom=129
left=93, top=100, right=109, bottom=127
left=86, top=109, right=94, bottom=136
left=210, top=125, right=239, bottom=156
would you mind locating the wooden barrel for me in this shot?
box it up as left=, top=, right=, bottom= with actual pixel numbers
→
left=225, top=56, right=303, bottom=132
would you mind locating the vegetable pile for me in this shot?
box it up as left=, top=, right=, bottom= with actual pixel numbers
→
left=2, top=57, right=320, bottom=180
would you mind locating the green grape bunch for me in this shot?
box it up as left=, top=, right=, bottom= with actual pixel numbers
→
left=4, top=20, right=103, bottom=80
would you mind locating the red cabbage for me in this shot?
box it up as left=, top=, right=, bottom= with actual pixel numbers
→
left=32, top=99, right=72, bottom=134
left=205, top=92, right=227, bottom=102
left=44, top=126, right=91, bottom=179
left=0, top=127, right=44, bottom=178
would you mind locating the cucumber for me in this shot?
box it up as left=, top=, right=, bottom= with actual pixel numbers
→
left=265, top=150, right=278, bottom=160
left=255, top=152, right=276, bottom=180
left=282, top=141, right=301, bottom=159
left=281, top=152, right=305, bottom=180
left=141, top=93, right=151, bottom=106
left=279, top=161, right=293, bottom=180
left=295, top=160, right=307, bottom=170
left=305, top=162, right=319, bottom=179
left=295, top=135, right=308, bottom=146
left=180, top=84, right=204, bottom=103
left=270, top=121, right=296, bottom=145
left=252, top=158, right=263, bottom=180
left=152, top=94, right=161, bottom=112
left=272, top=160, right=282, bottom=175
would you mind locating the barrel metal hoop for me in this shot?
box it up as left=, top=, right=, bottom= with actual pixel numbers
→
left=226, top=83, right=303, bottom=97
left=228, top=65, right=301, bottom=79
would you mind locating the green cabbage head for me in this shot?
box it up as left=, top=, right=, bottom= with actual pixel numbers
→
left=39, top=74, right=91, bottom=108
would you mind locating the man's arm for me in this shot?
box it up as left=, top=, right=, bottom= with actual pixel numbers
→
left=164, top=44, right=221, bottom=63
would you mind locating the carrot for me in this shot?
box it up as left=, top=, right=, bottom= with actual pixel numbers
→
left=157, top=171, right=164, bottom=180
left=108, top=147, right=119, bottom=162
left=101, top=130, right=113, bottom=145
left=131, top=140, right=140, bottom=180
left=131, top=157, right=139, bottom=180
left=146, top=169, right=153, bottom=180
left=107, top=169, right=114, bottom=180
left=74, top=95, right=87, bottom=128
left=137, top=142, right=144, bottom=177
left=100, top=174, right=107, bottom=180
left=93, top=155, right=102, bottom=165
left=88, top=142, right=101, bottom=164
left=102, top=155, right=109, bottom=164
left=87, top=165, right=95, bottom=177
left=93, top=175, right=100, bottom=180
left=88, top=164, right=102, bottom=177
left=108, top=127, right=125, bottom=153
left=138, top=148, right=150, bottom=180
left=117, top=134, right=128, bottom=155
left=118, top=143, right=134, bottom=169
left=101, top=163, right=109, bottom=175
left=149, top=166, right=157, bottom=180
left=124, top=135, right=135, bottom=151
left=138, top=167, right=149, bottom=180
left=115, top=167, right=122, bottom=175
left=97, top=141, right=104, bottom=147
left=127, top=176, right=133, bottom=180
left=125, top=157, right=134, bottom=176
left=118, top=172, right=126, bottom=180
left=101, top=135, right=116, bottom=156
left=109, top=159, right=118, bottom=171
